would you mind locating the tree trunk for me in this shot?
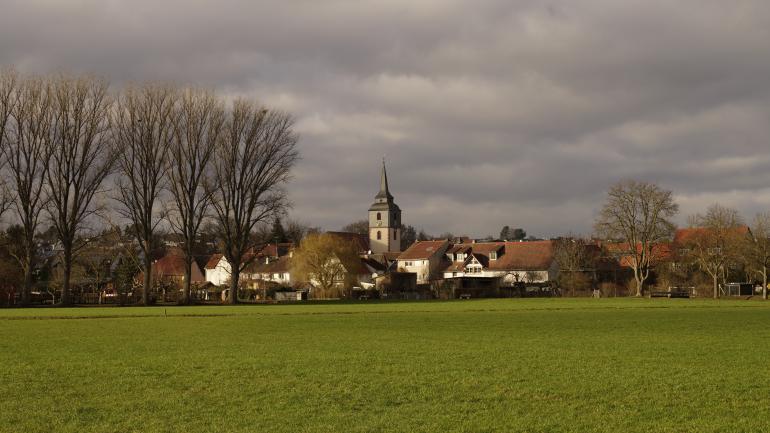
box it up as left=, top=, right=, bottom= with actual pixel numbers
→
left=634, top=274, right=643, bottom=297
left=713, top=274, right=719, bottom=299
left=143, top=252, right=152, bottom=306
left=763, top=269, right=767, bottom=300
left=60, top=246, right=73, bottom=306
left=182, top=258, right=192, bottom=305
left=21, top=261, right=32, bottom=307
left=229, top=266, right=239, bottom=305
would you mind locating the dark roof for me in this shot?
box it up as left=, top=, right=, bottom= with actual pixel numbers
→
left=256, top=243, right=294, bottom=258
left=250, top=256, right=292, bottom=274
left=375, top=159, right=393, bottom=201
left=325, top=232, right=370, bottom=253
left=361, top=257, right=387, bottom=273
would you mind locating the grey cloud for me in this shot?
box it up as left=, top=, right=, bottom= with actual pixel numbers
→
left=2, top=0, right=770, bottom=236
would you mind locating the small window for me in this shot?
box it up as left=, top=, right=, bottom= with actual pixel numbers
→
left=377, top=231, right=381, bottom=240
left=377, top=212, right=381, bottom=221
left=394, top=231, right=397, bottom=240
left=490, top=252, right=497, bottom=260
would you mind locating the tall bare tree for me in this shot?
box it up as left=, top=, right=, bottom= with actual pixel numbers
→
left=45, top=75, right=116, bottom=306
left=1, top=76, right=54, bottom=305
left=595, top=180, right=678, bottom=296
left=743, top=212, right=770, bottom=300
left=0, top=69, right=19, bottom=218
left=167, top=89, right=224, bottom=305
left=208, top=100, right=298, bottom=304
left=685, top=204, right=745, bottom=299
left=112, top=84, right=177, bottom=305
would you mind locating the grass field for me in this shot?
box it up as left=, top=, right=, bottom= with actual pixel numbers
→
left=1, top=298, right=769, bottom=432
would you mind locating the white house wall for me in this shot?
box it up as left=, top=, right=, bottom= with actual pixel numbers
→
left=206, top=259, right=232, bottom=286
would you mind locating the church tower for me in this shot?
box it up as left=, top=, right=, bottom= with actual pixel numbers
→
left=368, top=160, right=402, bottom=254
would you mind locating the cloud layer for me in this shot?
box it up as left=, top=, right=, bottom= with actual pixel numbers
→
left=3, top=0, right=770, bottom=237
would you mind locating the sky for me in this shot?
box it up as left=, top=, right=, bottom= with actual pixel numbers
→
left=2, top=0, right=770, bottom=238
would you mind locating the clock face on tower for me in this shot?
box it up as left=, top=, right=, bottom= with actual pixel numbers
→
left=377, top=221, right=382, bottom=227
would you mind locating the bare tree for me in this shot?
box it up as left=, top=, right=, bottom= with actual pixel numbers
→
left=208, top=100, right=298, bottom=304
left=595, top=180, right=678, bottom=296
left=44, top=75, right=116, bottom=306
left=284, top=218, right=319, bottom=245
left=341, top=219, right=368, bottom=235
left=685, top=204, right=745, bottom=299
left=742, top=212, right=770, bottom=300
left=553, top=236, right=595, bottom=295
left=167, top=89, right=224, bottom=305
left=112, top=84, right=177, bottom=305
left=0, top=69, right=19, bottom=218
left=1, top=76, right=55, bottom=305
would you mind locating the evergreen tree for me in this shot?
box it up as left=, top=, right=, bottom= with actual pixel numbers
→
left=271, top=217, right=288, bottom=243
left=500, top=225, right=511, bottom=240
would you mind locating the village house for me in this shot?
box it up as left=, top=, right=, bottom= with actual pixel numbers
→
left=136, top=248, right=206, bottom=289
left=396, top=240, right=451, bottom=284
left=441, top=241, right=558, bottom=285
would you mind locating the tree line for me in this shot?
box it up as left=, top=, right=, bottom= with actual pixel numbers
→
left=590, top=180, right=769, bottom=299
left=0, top=68, right=298, bottom=306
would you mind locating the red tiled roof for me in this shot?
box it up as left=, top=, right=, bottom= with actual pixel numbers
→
left=398, top=240, right=450, bottom=260
left=440, top=241, right=555, bottom=272
left=673, top=226, right=750, bottom=245
left=489, top=241, right=554, bottom=271
left=138, top=251, right=205, bottom=283
left=600, top=241, right=674, bottom=266
left=447, top=245, right=472, bottom=254
left=205, top=254, right=223, bottom=270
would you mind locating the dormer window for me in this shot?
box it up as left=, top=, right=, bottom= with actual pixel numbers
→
left=456, top=253, right=465, bottom=261
left=490, top=251, right=497, bottom=261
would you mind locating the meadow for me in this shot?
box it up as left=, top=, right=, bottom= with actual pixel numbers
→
left=1, top=298, right=768, bottom=433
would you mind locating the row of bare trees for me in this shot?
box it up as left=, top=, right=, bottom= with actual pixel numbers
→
left=0, top=68, right=298, bottom=306
left=593, top=180, right=769, bottom=299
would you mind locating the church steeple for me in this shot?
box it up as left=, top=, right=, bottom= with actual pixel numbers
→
left=368, top=159, right=402, bottom=254
left=376, top=158, right=393, bottom=201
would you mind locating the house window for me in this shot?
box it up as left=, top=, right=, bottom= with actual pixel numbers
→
left=394, top=231, right=397, bottom=240
left=377, top=231, right=381, bottom=240
left=457, top=253, right=465, bottom=261
left=490, top=252, right=497, bottom=260
left=377, top=212, right=381, bottom=221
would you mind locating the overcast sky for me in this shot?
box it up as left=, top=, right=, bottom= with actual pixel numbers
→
left=2, top=0, right=770, bottom=238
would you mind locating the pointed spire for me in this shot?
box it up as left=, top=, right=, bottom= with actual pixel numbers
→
left=376, top=157, right=393, bottom=200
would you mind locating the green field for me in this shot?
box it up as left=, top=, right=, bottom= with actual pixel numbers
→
left=1, top=299, right=769, bottom=433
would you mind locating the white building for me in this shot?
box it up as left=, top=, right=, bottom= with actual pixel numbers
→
left=204, top=254, right=231, bottom=286
left=396, top=240, right=451, bottom=284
